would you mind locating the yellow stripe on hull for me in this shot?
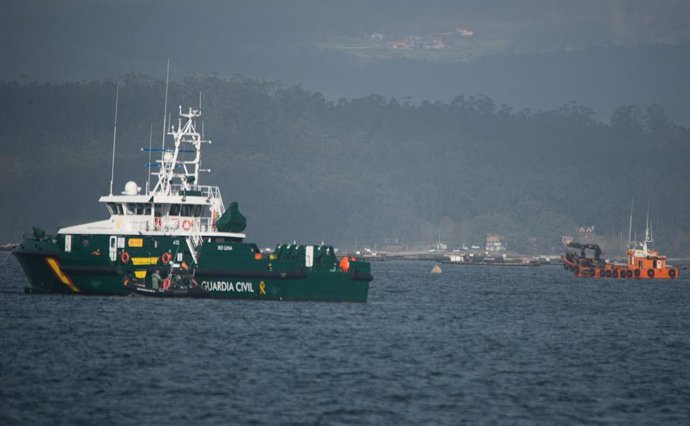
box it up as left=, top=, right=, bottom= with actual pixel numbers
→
left=45, top=257, right=80, bottom=293
left=132, top=257, right=159, bottom=266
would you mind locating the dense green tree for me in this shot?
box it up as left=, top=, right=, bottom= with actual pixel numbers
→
left=1, top=76, right=689, bottom=255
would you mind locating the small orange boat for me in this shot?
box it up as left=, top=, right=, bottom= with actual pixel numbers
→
left=562, top=225, right=679, bottom=280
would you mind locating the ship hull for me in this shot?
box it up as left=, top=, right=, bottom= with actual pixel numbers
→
left=14, top=249, right=128, bottom=295
left=194, top=269, right=371, bottom=302
left=14, top=250, right=71, bottom=294
left=13, top=235, right=372, bottom=302
left=562, top=256, right=679, bottom=280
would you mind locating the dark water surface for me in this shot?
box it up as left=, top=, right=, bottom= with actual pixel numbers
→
left=2, top=255, right=690, bottom=425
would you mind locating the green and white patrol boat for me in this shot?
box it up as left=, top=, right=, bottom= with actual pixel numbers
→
left=13, top=104, right=372, bottom=301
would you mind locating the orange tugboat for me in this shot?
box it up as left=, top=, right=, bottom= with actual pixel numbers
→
left=562, top=219, right=679, bottom=280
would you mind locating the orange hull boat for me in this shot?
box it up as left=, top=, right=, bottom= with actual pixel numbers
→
left=562, top=244, right=679, bottom=279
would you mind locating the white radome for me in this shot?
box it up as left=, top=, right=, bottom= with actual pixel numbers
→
left=123, top=181, right=140, bottom=195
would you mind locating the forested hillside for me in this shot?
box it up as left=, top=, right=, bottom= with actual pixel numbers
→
left=1, top=76, right=689, bottom=255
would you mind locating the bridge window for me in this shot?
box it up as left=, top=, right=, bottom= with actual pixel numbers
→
left=125, top=203, right=148, bottom=215
left=194, top=205, right=202, bottom=217
left=170, top=204, right=181, bottom=215
left=181, top=204, right=194, bottom=216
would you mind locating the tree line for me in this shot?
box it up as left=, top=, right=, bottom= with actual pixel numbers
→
left=1, top=75, right=689, bottom=255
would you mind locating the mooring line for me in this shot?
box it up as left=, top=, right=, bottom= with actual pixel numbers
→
left=0, top=251, right=13, bottom=267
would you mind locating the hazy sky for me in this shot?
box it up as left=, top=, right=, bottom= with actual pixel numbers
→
left=2, top=0, right=690, bottom=122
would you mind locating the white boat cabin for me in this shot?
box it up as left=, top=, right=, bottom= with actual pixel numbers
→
left=58, top=106, right=245, bottom=242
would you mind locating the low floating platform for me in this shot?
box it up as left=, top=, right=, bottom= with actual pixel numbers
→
left=124, top=281, right=210, bottom=298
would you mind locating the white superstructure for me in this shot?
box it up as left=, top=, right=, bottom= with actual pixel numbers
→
left=59, top=106, right=245, bottom=247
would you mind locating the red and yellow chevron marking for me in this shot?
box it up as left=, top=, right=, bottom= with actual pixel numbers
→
left=45, top=257, right=80, bottom=293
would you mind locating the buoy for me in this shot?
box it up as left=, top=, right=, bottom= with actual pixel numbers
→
left=431, top=264, right=442, bottom=274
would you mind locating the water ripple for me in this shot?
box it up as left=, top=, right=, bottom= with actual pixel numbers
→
left=2, top=258, right=690, bottom=425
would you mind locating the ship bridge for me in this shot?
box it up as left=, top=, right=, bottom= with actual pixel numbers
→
left=59, top=105, right=244, bottom=242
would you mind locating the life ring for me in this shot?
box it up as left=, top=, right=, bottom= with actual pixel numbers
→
left=170, top=219, right=179, bottom=230
left=162, top=278, right=171, bottom=290
left=612, top=270, right=618, bottom=278
left=647, top=269, right=655, bottom=278
left=634, top=269, right=641, bottom=278
left=161, top=252, right=172, bottom=264
left=154, top=217, right=162, bottom=230
left=626, top=269, right=633, bottom=278
left=121, top=251, right=130, bottom=264
left=182, top=219, right=192, bottom=231
left=669, top=269, right=676, bottom=278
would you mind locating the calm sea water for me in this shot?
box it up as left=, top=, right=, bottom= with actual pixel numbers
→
left=1, top=254, right=690, bottom=425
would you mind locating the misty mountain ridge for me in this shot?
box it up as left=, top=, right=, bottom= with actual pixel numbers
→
left=3, top=12, right=690, bottom=125
left=1, top=75, right=689, bottom=256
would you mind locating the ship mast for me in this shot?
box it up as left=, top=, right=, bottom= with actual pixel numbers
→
left=161, top=59, right=170, bottom=153
left=109, top=84, right=119, bottom=196
left=640, top=197, right=653, bottom=255
left=150, top=106, right=210, bottom=195
left=627, top=196, right=634, bottom=248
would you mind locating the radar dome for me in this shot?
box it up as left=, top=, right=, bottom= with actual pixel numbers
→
left=123, top=181, right=140, bottom=195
